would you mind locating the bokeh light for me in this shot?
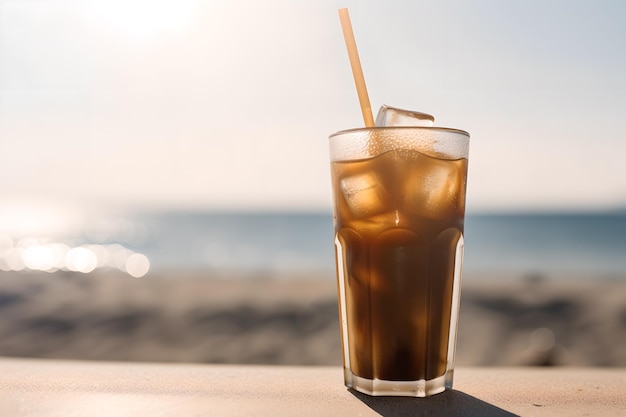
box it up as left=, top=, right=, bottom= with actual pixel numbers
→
left=125, top=253, right=150, bottom=278
left=0, top=235, right=150, bottom=278
left=66, top=247, right=98, bottom=273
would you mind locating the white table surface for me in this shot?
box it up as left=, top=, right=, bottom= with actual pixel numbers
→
left=0, top=358, right=624, bottom=416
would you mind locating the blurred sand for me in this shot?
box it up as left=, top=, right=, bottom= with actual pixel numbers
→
left=0, top=270, right=624, bottom=367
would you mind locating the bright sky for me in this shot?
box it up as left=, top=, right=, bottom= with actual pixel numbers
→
left=1, top=0, right=625, bottom=218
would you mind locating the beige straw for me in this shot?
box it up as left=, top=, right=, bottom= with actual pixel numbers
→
left=338, top=8, right=374, bottom=128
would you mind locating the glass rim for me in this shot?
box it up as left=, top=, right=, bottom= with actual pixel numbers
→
left=329, top=126, right=470, bottom=139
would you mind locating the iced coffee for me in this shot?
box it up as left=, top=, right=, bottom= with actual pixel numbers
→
left=330, top=124, right=469, bottom=397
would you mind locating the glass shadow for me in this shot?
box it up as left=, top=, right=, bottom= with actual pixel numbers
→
left=350, top=389, right=520, bottom=417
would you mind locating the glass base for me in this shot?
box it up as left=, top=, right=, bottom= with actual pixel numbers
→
left=344, top=368, right=453, bottom=397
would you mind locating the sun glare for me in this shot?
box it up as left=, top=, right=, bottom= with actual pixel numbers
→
left=0, top=201, right=82, bottom=238
left=85, top=0, right=197, bottom=41
left=0, top=202, right=150, bottom=277
left=0, top=237, right=151, bottom=278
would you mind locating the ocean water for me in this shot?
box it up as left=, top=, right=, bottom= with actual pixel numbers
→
left=3, top=211, right=626, bottom=278
left=96, top=211, right=626, bottom=276
left=132, top=211, right=334, bottom=273
left=463, top=212, right=626, bottom=276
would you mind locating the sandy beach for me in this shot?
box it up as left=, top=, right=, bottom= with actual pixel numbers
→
left=0, top=269, right=624, bottom=367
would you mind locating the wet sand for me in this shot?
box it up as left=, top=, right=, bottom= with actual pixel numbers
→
left=0, top=270, right=624, bottom=367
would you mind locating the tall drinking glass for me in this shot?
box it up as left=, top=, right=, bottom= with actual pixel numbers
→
left=329, top=126, right=469, bottom=397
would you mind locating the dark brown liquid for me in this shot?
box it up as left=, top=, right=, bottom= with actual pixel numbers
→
left=332, top=148, right=468, bottom=381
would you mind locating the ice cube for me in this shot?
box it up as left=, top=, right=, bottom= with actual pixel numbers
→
left=345, top=212, right=399, bottom=240
left=403, top=154, right=462, bottom=218
left=340, top=172, right=389, bottom=219
left=375, top=105, right=435, bottom=127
